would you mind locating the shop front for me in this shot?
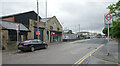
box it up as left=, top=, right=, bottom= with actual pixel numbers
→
left=50, top=31, right=62, bottom=43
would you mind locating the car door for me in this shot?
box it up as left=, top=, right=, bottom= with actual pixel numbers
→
left=37, top=40, right=43, bottom=49
left=31, top=40, right=39, bottom=49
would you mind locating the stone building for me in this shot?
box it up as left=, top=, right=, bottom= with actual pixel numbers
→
left=29, top=16, right=63, bottom=43
left=0, top=20, right=29, bottom=50
left=0, top=11, right=63, bottom=50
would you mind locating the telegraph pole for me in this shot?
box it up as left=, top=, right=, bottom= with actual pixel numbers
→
left=45, top=0, right=48, bottom=43
left=79, top=24, right=80, bottom=32
left=37, top=0, right=40, bottom=39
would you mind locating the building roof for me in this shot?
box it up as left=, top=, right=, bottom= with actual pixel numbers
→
left=0, top=20, right=29, bottom=31
left=1, top=11, right=41, bottom=19
left=40, top=17, right=52, bottom=22
left=77, top=32, right=90, bottom=34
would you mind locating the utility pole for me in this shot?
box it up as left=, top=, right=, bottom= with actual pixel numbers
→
left=45, top=0, right=48, bottom=43
left=16, top=24, right=19, bottom=45
left=37, top=0, right=40, bottom=39
left=79, top=24, right=80, bottom=32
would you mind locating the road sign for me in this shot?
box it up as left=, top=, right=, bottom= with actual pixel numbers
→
left=51, top=32, right=55, bottom=35
left=16, top=24, right=19, bottom=30
left=105, top=14, right=112, bottom=21
left=36, top=31, right=40, bottom=35
left=104, top=14, right=112, bottom=25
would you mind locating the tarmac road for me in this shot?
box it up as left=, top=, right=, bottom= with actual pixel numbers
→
left=3, top=38, right=110, bottom=64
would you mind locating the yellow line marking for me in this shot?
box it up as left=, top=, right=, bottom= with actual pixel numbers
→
left=3, top=53, right=12, bottom=56
left=74, top=44, right=104, bottom=65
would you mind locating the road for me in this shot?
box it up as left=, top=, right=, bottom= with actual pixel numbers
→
left=3, top=38, right=108, bottom=64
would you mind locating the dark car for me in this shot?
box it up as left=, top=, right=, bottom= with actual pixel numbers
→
left=18, top=39, right=48, bottom=52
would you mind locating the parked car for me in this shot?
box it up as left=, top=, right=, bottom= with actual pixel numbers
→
left=18, top=39, right=48, bottom=52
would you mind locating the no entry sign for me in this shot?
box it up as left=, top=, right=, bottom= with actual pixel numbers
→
left=105, top=14, right=112, bottom=21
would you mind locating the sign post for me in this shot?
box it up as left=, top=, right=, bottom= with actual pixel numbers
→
left=16, top=24, right=19, bottom=45
left=104, top=14, right=112, bottom=56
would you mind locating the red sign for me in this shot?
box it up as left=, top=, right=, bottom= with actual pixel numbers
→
left=51, top=32, right=62, bottom=36
left=105, top=14, right=112, bottom=21
left=51, top=32, right=55, bottom=35
left=36, top=31, right=40, bottom=35
left=16, top=24, right=19, bottom=30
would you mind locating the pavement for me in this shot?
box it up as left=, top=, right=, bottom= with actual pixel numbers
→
left=84, top=40, right=119, bottom=64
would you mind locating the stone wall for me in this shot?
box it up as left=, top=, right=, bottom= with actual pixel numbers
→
left=0, top=25, right=2, bottom=49
left=28, top=16, right=63, bottom=44
left=2, top=30, right=8, bottom=50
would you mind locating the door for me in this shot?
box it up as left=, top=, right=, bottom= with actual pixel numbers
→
left=37, top=40, right=44, bottom=48
left=21, top=35, right=24, bottom=41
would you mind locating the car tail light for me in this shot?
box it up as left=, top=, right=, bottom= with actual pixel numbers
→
left=24, top=44, right=29, bottom=45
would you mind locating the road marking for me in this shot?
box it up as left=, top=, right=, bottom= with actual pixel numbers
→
left=3, top=53, right=12, bottom=56
left=74, top=44, right=104, bottom=65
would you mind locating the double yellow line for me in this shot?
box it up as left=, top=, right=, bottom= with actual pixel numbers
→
left=74, top=44, right=104, bottom=65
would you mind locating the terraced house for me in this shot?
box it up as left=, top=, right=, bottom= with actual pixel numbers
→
left=0, top=11, right=63, bottom=51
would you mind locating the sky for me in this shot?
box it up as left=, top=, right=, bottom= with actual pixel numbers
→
left=0, top=0, right=118, bottom=34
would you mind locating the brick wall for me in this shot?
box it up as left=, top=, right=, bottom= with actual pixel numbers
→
left=2, top=16, right=15, bottom=22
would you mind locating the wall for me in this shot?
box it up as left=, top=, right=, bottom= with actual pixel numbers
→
left=46, top=16, right=63, bottom=43
left=0, top=25, right=2, bottom=49
left=28, top=16, right=63, bottom=44
left=28, top=19, right=45, bottom=40
left=47, top=16, right=63, bottom=32
left=14, top=11, right=41, bottom=28
left=1, top=16, right=15, bottom=22
left=2, top=30, right=8, bottom=50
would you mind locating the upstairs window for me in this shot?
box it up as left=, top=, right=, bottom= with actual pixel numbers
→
left=57, top=27, right=60, bottom=31
left=50, top=26, right=53, bottom=30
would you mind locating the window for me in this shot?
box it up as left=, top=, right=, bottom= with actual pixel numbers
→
left=57, top=27, right=60, bottom=31
left=50, top=26, right=53, bottom=30
left=8, top=30, right=17, bottom=41
left=54, top=23, right=56, bottom=26
left=37, top=40, right=42, bottom=44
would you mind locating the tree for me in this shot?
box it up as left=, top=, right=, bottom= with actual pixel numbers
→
left=102, top=27, right=113, bottom=36
left=67, top=30, right=74, bottom=34
left=97, top=34, right=102, bottom=37
left=107, top=1, right=120, bottom=44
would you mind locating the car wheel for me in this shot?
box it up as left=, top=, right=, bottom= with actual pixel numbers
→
left=31, top=47, right=35, bottom=52
left=44, top=45, right=48, bottom=49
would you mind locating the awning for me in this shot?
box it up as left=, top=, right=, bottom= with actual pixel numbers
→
left=0, top=20, right=29, bottom=31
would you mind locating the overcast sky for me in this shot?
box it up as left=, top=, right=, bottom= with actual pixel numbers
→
left=0, top=0, right=118, bottom=34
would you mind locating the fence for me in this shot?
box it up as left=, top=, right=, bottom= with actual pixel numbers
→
left=63, top=34, right=78, bottom=39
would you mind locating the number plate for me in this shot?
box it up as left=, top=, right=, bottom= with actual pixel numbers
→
left=19, top=45, right=23, bottom=47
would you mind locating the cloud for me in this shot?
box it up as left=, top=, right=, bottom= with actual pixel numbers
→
left=0, top=0, right=118, bottom=34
